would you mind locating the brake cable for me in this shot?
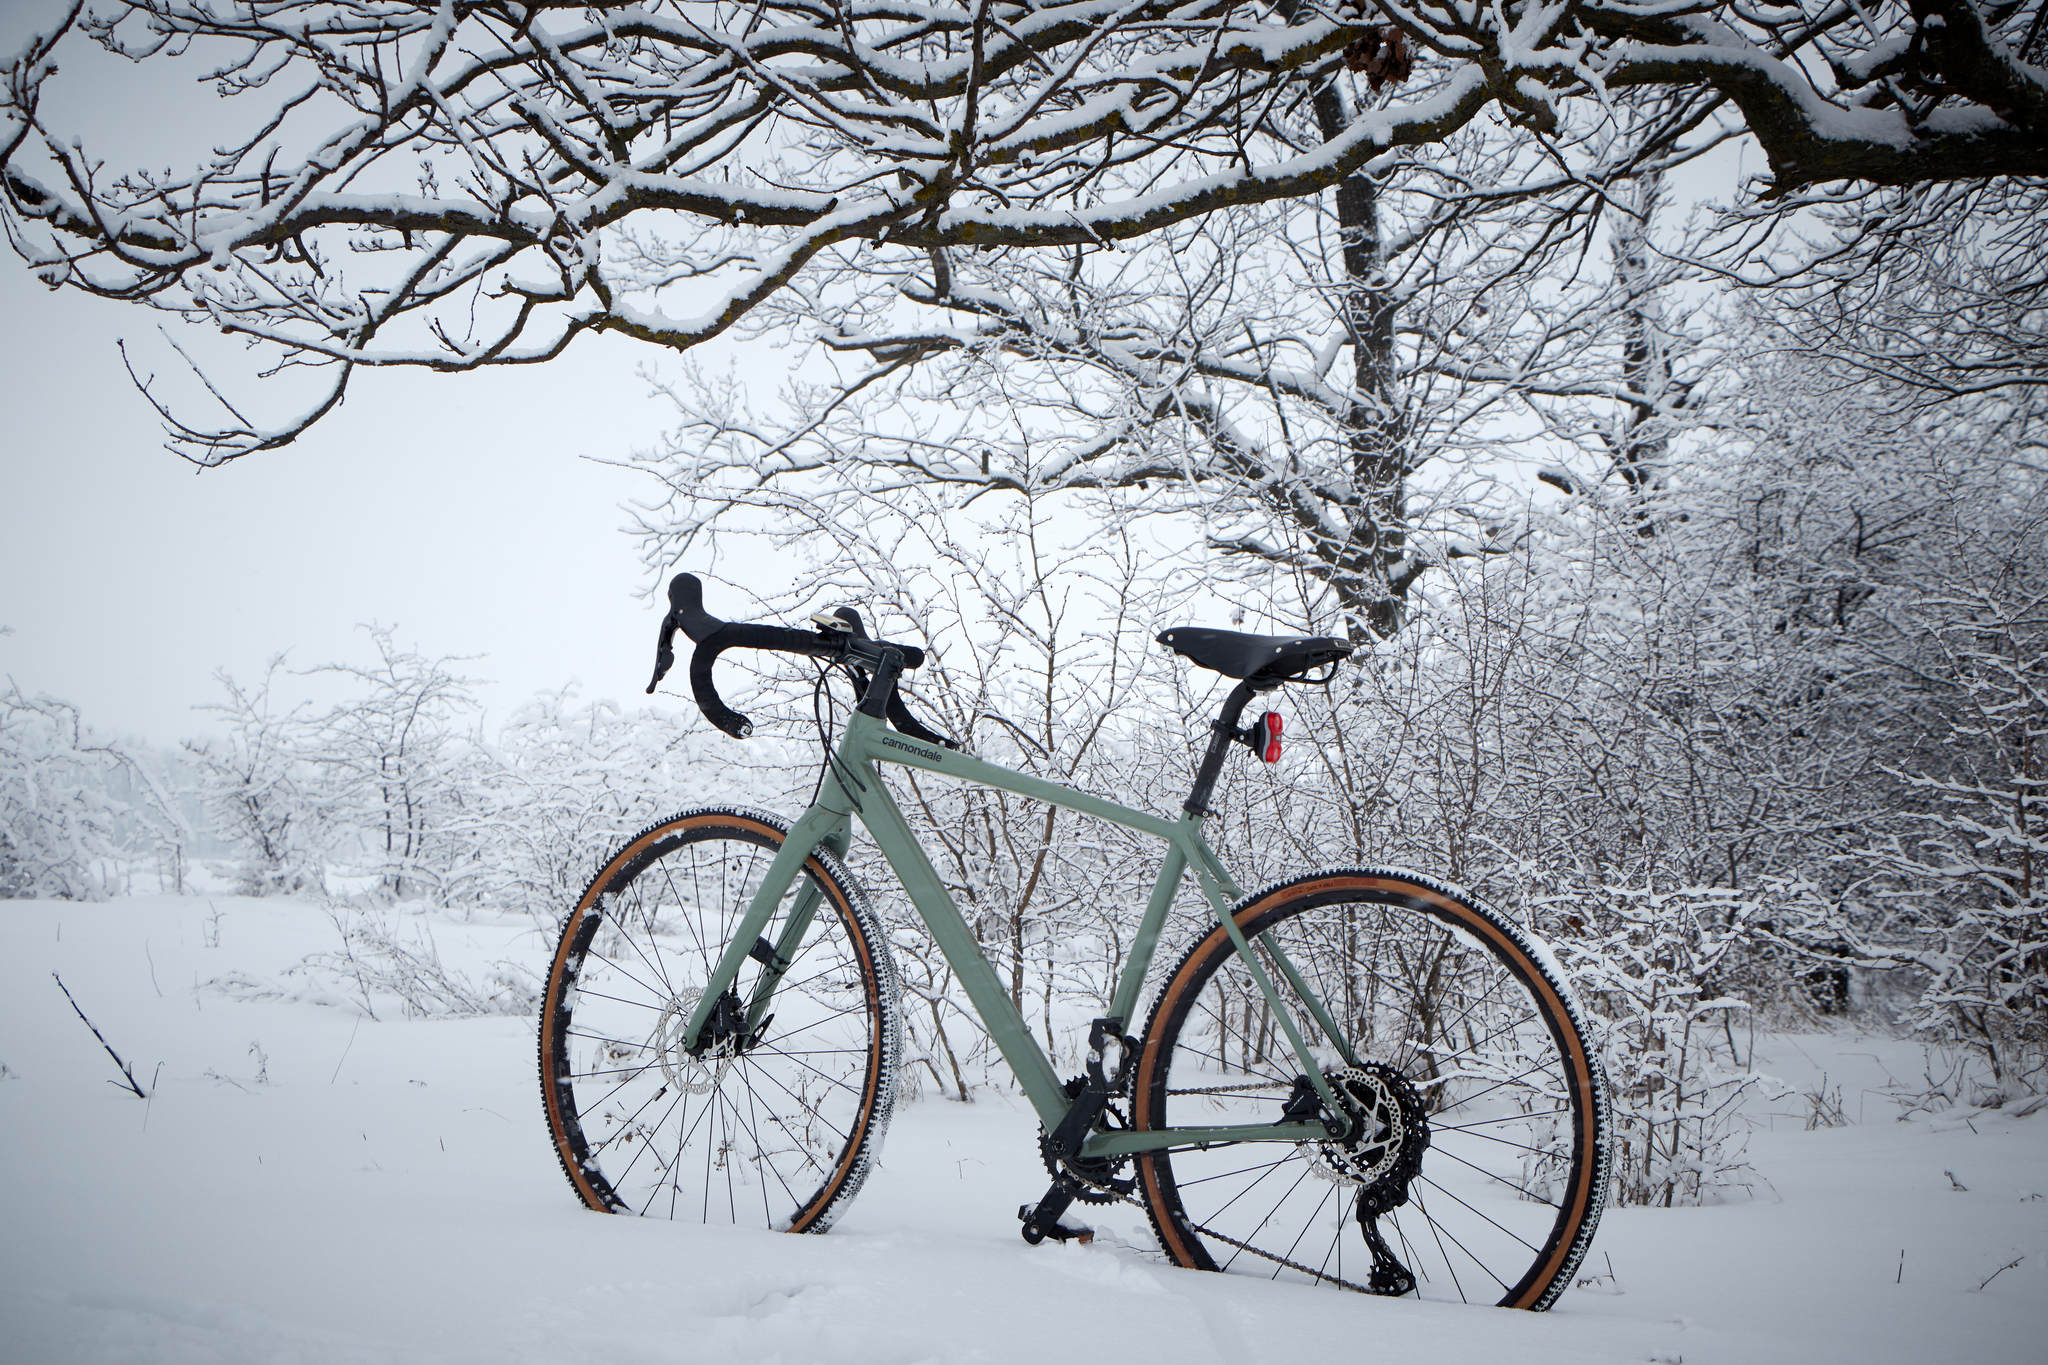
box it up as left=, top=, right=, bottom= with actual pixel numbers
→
left=808, top=659, right=870, bottom=802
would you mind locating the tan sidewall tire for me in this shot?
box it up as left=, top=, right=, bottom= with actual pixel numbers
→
left=537, top=807, right=901, bottom=1232
left=1132, top=869, right=1610, bottom=1310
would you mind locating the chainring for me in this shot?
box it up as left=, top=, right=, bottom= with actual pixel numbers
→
left=1038, top=1077, right=1136, bottom=1204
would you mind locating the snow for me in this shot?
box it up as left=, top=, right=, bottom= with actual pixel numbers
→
left=4, top=894, right=2045, bottom=1363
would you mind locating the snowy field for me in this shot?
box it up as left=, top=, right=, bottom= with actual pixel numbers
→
left=3, top=894, right=2044, bottom=1365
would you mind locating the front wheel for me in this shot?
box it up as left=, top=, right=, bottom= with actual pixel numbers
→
left=1132, top=869, right=1609, bottom=1309
left=538, top=808, right=901, bottom=1232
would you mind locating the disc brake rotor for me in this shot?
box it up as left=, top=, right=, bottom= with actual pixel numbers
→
left=654, top=988, right=734, bottom=1094
left=1304, top=1062, right=1429, bottom=1200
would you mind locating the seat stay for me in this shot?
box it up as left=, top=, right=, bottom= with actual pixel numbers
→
left=1199, top=883, right=1360, bottom=1117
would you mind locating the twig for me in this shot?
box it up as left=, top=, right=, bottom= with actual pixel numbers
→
left=1975, top=1256, right=2023, bottom=1292
left=331, top=1016, right=361, bottom=1084
left=52, top=973, right=149, bottom=1098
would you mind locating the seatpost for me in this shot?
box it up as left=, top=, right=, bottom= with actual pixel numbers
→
left=1182, top=680, right=1259, bottom=817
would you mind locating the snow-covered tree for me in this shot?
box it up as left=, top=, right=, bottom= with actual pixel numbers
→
left=637, top=90, right=1716, bottom=640
left=2, top=0, right=2041, bottom=461
left=299, top=626, right=482, bottom=902
left=187, top=660, right=328, bottom=896
left=1711, top=178, right=2048, bottom=410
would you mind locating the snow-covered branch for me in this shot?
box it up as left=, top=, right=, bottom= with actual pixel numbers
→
left=2, top=0, right=2041, bottom=458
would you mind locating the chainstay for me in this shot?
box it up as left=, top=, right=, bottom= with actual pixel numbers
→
left=1106, top=1081, right=1382, bottom=1289
left=1091, top=1119, right=1385, bottom=1295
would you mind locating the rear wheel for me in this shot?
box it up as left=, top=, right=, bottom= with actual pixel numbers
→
left=538, top=808, right=900, bottom=1232
left=1133, top=869, right=1608, bottom=1309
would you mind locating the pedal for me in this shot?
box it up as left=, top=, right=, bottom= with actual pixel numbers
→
left=1017, top=1204, right=1094, bottom=1245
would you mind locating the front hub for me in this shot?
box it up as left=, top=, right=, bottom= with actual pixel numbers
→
left=653, top=987, right=749, bottom=1094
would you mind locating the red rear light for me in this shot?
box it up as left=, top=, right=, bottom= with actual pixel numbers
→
left=1256, top=711, right=1282, bottom=763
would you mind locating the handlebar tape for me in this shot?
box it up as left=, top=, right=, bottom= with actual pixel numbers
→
left=687, top=622, right=836, bottom=739
left=652, top=572, right=930, bottom=740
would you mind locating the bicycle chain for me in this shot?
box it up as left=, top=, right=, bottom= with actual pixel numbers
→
left=1182, top=1215, right=1381, bottom=1294
left=1165, top=1081, right=1294, bottom=1097
left=1067, top=1161, right=1380, bottom=1293
left=1146, top=1081, right=1408, bottom=1295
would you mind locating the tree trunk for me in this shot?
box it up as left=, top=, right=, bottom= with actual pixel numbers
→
left=1313, top=83, right=1412, bottom=641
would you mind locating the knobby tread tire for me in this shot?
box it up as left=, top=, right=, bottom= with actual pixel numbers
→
left=1132, top=866, right=1610, bottom=1310
left=537, top=806, right=902, bottom=1233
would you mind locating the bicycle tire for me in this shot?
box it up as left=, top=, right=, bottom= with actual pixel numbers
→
left=1132, top=868, right=1609, bottom=1310
left=538, top=807, right=901, bottom=1232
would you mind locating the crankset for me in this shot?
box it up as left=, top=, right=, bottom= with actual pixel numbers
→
left=1020, top=1018, right=1139, bottom=1245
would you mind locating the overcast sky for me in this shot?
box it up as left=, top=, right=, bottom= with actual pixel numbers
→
left=0, top=4, right=1749, bottom=750
left=0, top=3, right=755, bottom=746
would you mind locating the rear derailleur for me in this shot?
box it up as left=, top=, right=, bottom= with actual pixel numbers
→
left=1291, top=1062, right=1430, bottom=1296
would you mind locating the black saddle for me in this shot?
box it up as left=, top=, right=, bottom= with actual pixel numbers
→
left=1157, top=626, right=1353, bottom=687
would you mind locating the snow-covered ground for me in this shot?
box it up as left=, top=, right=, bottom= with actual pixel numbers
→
left=3, top=895, right=2043, bottom=1364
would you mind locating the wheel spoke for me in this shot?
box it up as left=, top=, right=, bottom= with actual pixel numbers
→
left=1173, top=1155, right=1295, bottom=1189
left=1426, top=1142, right=1562, bottom=1209
left=1133, top=881, right=1606, bottom=1309
left=1410, top=1180, right=1515, bottom=1292
left=540, top=817, right=896, bottom=1233
left=578, top=947, right=669, bottom=1008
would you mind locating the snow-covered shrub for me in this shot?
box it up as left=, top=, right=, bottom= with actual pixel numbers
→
left=1845, top=535, right=2047, bottom=1099
left=295, top=902, right=537, bottom=1019
left=187, top=661, right=328, bottom=896
left=1690, top=356, right=2048, bottom=1102
left=460, top=687, right=766, bottom=923
left=1204, top=532, right=1811, bottom=1204
left=0, top=687, right=136, bottom=899
left=1539, top=881, right=1777, bottom=1206
left=675, top=493, right=1183, bottom=1092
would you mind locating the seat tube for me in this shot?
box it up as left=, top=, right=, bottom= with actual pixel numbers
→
left=1108, top=841, right=1187, bottom=1025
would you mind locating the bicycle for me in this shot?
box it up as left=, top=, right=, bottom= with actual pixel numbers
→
left=538, top=574, right=1611, bottom=1310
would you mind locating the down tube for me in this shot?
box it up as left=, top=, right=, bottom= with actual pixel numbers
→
left=850, top=772, right=1074, bottom=1124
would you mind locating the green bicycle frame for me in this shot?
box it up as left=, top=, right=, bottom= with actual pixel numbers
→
left=677, top=706, right=1360, bottom=1158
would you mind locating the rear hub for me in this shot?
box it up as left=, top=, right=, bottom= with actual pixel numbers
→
left=1307, top=1063, right=1428, bottom=1196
